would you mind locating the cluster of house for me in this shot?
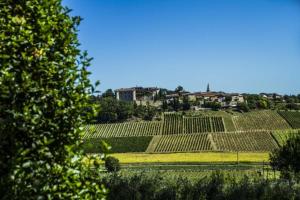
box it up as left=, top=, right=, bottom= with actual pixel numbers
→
left=114, top=86, right=245, bottom=109
left=181, top=92, right=244, bottom=109
left=259, top=93, right=283, bottom=100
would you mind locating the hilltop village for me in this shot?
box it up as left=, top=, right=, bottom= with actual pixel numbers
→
left=115, top=84, right=245, bottom=110
left=92, top=84, right=300, bottom=123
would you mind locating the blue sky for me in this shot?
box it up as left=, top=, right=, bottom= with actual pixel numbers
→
left=62, top=0, right=300, bottom=94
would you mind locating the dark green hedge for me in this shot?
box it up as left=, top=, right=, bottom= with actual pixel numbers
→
left=83, top=136, right=153, bottom=153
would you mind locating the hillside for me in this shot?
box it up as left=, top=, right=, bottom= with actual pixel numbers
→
left=84, top=110, right=300, bottom=154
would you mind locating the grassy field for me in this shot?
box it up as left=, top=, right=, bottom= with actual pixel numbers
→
left=109, top=152, right=270, bottom=164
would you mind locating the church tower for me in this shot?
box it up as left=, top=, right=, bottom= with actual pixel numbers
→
left=206, top=83, right=210, bottom=92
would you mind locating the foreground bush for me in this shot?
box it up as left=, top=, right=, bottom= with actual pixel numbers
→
left=105, top=157, right=120, bottom=172
left=270, top=133, right=300, bottom=179
left=0, top=0, right=107, bottom=198
left=102, top=172, right=300, bottom=200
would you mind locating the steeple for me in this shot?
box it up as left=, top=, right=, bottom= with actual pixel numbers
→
left=206, top=83, right=210, bottom=92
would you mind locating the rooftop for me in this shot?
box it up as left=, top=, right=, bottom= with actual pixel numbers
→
left=115, top=87, right=159, bottom=92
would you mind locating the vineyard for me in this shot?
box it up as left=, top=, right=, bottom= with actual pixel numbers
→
left=182, top=117, right=225, bottom=133
left=272, top=129, right=300, bottom=146
left=162, top=113, right=183, bottom=134
left=211, top=117, right=226, bottom=132
left=278, top=111, right=300, bottom=129
left=84, top=121, right=162, bottom=138
left=183, top=117, right=211, bottom=133
left=152, top=133, right=212, bottom=153
left=145, top=131, right=278, bottom=153
left=212, top=131, right=278, bottom=152
left=83, top=110, right=300, bottom=154
left=232, top=110, right=290, bottom=131
left=185, top=111, right=236, bottom=132
left=84, top=114, right=226, bottom=138
left=163, top=113, right=226, bottom=134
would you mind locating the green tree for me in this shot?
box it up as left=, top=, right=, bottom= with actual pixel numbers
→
left=175, top=85, right=184, bottom=93
left=158, top=89, right=167, bottom=99
left=270, top=133, right=300, bottom=178
left=105, top=156, right=120, bottom=172
left=162, top=100, right=169, bottom=111
left=182, top=96, right=191, bottom=111
left=102, top=88, right=115, bottom=98
left=132, top=103, right=157, bottom=121
left=97, top=97, right=134, bottom=123
left=257, top=100, right=268, bottom=109
left=143, top=104, right=156, bottom=120
left=97, top=97, right=119, bottom=122
left=117, top=101, right=134, bottom=121
left=0, top=0, right=106, bottom=198
left=203, top=101, right=221, bottom=111
left=244, top=94, right=259, bottom=109
left=172, top=98, right=181, bottom=111
left=225, top=96, right=232, bottom=103
left=237, top=102, right=250, bottom=112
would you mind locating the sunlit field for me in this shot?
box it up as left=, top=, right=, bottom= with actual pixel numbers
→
left=109, top=152, right=269, bottom=164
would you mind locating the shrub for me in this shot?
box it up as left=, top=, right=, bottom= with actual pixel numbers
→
left=101, top=172, right=300, bottom=199
left=270, top=134, right=300, bottom=178
left=237, top=102, right=250, bottom=112
left=105, top=156, right=120, bottom=172
left=0, top=0, right=107, bottom=198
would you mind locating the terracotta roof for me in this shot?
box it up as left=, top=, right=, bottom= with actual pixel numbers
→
left=227, top=93, right=240, bottom=96
left=189, top=92, right=225, bottom=97
left=115, top=87, right=159, bottom=92
left=115, top=88, right=135, bottom=92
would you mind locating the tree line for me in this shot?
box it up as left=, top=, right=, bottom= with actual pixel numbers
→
left=91, top=94, right=159, bottom=123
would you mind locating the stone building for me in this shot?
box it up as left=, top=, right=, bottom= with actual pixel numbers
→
left=115, top=87, right=159, bottom=102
